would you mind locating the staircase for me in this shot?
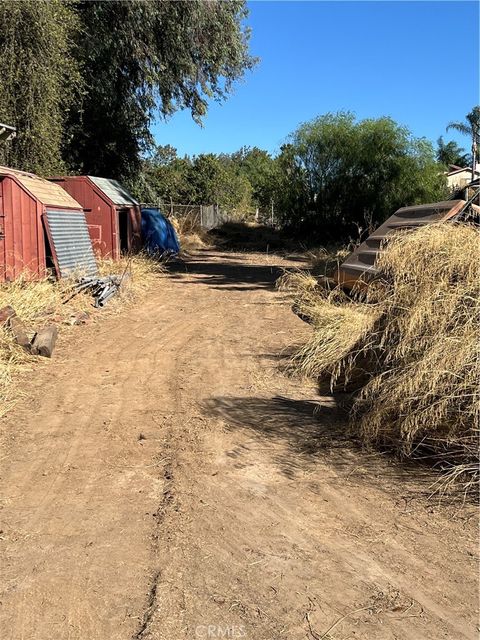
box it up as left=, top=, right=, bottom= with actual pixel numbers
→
left=336, top=200, right=466, bottom=288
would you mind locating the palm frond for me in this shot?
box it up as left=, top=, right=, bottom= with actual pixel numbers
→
left=446, top=121, right=471, bottom=136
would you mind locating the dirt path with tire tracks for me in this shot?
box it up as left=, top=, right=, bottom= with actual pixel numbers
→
left=0, top=249, right=477, bottom=640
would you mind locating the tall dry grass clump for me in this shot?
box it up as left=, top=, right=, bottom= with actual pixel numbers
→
left=292, top=285, right=379, bottom=383
left=292, top=223, right=480, bottom=490
left=170, top=216, right=211, bottom=252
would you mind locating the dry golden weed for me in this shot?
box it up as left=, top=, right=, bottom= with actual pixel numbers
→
left=290, top=223, right=480, bottom=491
left=170, top=216, right=212, bottom=252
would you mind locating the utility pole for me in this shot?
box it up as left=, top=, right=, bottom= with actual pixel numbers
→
left=472, top=138, right=477, bottom=184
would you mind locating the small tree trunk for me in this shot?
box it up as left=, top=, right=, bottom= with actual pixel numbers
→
left=472, top=142, right=477, bottom=184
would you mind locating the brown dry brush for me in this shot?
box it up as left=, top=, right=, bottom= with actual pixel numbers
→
left=170, top=215, right=212, bottom=252
left=290, top=224, right=480, bottom=492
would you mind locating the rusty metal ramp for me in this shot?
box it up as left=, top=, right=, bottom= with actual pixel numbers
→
left=335, top=200, right=466, bottom=288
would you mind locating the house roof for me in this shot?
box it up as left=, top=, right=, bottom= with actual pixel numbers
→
left=0, top=166, right=82, bottom=209
left=447, top=166, right=480, bottom=176
left=88, top=176, right=138, bottom=206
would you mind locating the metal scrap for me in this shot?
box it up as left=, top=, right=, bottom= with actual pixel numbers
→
left=74, top=275, right=122, bottom=307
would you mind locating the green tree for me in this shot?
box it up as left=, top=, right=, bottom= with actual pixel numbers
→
left=188, top=154, right=252, bottom=212
left=0, top=0, right=81, bottom=174
left=276, top=112, right=447, bottom=239
left=135, top=145, right=193, bottom=203
left=436, top=136, right=469, bottom=167
left=65, top=0, right=256, bottom=182
left=447, top=106, right=480, bottom=179
left=230, top=146, right=281, bottom=213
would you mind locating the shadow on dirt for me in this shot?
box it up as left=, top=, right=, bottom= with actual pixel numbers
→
left=209, top=222, right=288, bottom=251
left=205, top=395, right=357, bottom=478
left=203, top=395, right=436, bottom=492
left=167, top=252, right=289, bottom=291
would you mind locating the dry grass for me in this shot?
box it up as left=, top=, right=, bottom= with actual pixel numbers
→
left=97, top=251, right=165, bottom=297
left=306, top=246, right=351, bottom=278
left=0, top=253, right=164, bottom=417
left=290, top=223, right=480, bottom=492
left=170, top=215, right=212, bottom=252
left=277, top=245, right=349, bottom=294
left=294, top=289, right=379, bottom=383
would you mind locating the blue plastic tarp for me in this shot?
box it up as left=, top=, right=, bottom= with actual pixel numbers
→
left=141, top=207, right=180, bottom=255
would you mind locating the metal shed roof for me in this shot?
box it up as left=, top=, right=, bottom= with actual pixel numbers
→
left=88, top=176, right=138, bottom=206
left=0, top=166, right=82, bottom=209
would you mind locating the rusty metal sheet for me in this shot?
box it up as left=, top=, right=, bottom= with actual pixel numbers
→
left=336, top=200, right=466, bottom=288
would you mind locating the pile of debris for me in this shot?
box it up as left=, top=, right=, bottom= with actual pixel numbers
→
left=72, top=275, right=124, bottom=308
left=0, top=272, right=127, bottom=359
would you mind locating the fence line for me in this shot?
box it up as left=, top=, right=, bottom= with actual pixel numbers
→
left=141, top=202, right=233, bottom=230
left=141, top=201, right=278, bottom=230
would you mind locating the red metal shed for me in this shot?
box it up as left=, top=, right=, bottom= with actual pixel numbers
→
left=50, top=176, right=142, bottom=259
left=0, top=166, right=95, bottom=282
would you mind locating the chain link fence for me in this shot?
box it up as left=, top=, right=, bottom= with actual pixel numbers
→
left=141, top=201, right=279, bottom=230
left=141, top=202, right=233, bottom=230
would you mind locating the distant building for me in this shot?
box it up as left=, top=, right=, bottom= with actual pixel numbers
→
left=446, top=164, right=480, bottom=190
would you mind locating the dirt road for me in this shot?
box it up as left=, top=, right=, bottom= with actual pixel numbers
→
left=0, top=250, right=478, bottom=640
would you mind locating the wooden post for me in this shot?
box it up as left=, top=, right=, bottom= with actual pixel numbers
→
left=31, top=325, right=58, bottom=358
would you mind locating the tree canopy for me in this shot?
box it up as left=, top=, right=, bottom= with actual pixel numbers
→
left=0, top=0, right=255, bottom=179
left=447, top=106, right=480, bottom=173
left=274, top=112, right=447, bottom=239
left=0, top=0, right=80, bottom=174
left=136, top=114, right=447, bottom=241
left=64, top=0, right=256, bottom=181
left=436, top=136, right=470, bottom=168
left=0, top=3, right=463, bottom=244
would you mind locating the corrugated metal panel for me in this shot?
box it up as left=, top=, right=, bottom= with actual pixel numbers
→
left=0, top=166, right=82, bottom=209
left=45, top=209, right=98, bottom=278
left=336, top=200, right=466, bottom=288
left=88, top=176, right=138, bottom=206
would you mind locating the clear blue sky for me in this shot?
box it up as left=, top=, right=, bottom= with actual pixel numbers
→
left=152, top=1, right=479, bottom=158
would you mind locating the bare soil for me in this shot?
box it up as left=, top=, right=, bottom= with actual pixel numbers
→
left=0, top=250, right=478, bottom=640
